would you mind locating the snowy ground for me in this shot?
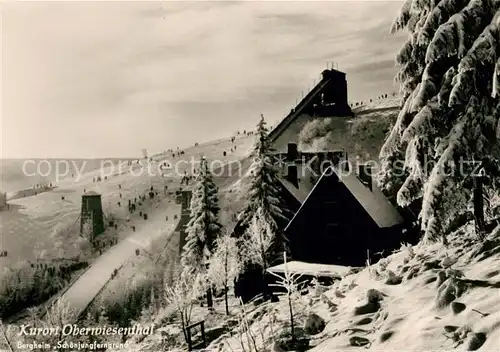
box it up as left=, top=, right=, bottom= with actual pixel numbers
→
left=306, top=229, right=500, bottom=352
left=3, top=95, right=499, bottom=351
left=91, top=138, right=256, bottom=315
left=117, top=224, right=500, bottom=352
left=272, top=96, right=401, bottom=161
left=57, top=198, right=182, bottom=317
left=215, top=225, right=500, bottom=352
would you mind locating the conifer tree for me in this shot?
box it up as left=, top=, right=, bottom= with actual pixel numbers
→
left=379, top=0, right=500, bottom=241
left=181, top=157, right=222, bottom=273
left=238, top=114, right=290, bottom=260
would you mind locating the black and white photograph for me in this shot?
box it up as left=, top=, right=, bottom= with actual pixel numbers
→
left=1, top=0, right=500, bottom=351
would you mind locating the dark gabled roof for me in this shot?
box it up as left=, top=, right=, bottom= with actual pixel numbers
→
left=285, top=166, right=403, bottom=230
left=278, top=178, right=310, bottom=204
left=334, top=167, right=404, bottom=227
left=277, top=164, right=317, bottom=204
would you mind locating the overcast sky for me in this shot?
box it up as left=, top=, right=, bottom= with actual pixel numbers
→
left=1, top=1, right=406, bottom=159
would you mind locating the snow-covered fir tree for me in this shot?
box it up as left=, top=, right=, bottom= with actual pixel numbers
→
left=378, top=0, right=500, bottom=242
left=181, top=156, right=222, bottom=273
left=238, top=114, right=290, bottom=260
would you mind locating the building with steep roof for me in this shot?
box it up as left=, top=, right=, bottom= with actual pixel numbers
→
left=282, top=161, right=414, bottom=266
left=233, top=67, right=417, bottom=301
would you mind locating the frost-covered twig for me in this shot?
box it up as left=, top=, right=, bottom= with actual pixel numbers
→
left=268, top=252, right=305, bottom=342
left=208, top=230, right=241, bottom=315
left=233, top=298, right=259, bottom=352
left=0, top=319, right=14, bottom=352
left=164, top=269, right=205, bottom=345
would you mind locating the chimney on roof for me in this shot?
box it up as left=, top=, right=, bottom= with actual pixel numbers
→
left=286, top=164, right=299, bottom=188
left=287, top=143, right=298, bottom=162
left=331, top=151, right=342, bottom=166
left=358, top=164, right=372, bottom=191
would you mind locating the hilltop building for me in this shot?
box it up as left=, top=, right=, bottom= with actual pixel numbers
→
left=265, top=69, right=415, bottom=265
left=233, top=68, right=417, bottom=302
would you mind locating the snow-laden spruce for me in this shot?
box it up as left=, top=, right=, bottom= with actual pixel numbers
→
left=238, top=114, right=290, bottom=260
left=379, top=0, right=500, bottom=241
left=181, top=156, right=222, bottom=273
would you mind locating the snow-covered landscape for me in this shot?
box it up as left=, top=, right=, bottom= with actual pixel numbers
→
left=1, top=0, right=500, bottom=351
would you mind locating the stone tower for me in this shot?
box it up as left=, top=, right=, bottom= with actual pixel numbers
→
left=80, top=191, right=105, bottom=242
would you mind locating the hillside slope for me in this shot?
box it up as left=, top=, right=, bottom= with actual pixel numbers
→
left=80, top=98, right=404, bottom=323
left=1, top=97, right=403, bottom=327
left=0, top=134, right=255, bottom=269
left=0, top=133, right=255, bottom=322
left=295, top=98, right=401, bottom=162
